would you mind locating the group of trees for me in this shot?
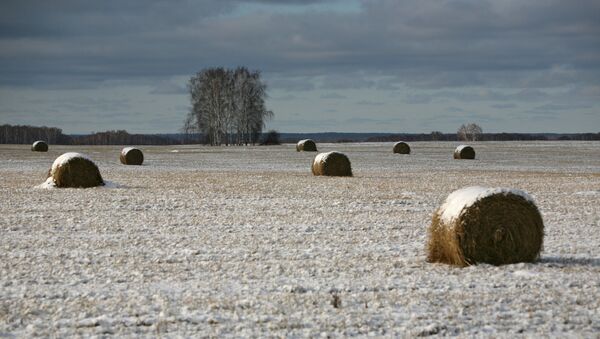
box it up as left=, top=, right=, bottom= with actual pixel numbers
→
left=71, top=130, right=172, bottom=145
left=457, top=123, right=483, bottom=141
left=0, top=124, right=70, bottom=144
left=183, top=67, right=273, bottom=146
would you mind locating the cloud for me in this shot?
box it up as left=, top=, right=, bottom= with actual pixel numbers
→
left=491, top=103, right=517, bottom=109
left=355, top=100, right=384, bottom=106
left=320, top=92, right=347, bottom=99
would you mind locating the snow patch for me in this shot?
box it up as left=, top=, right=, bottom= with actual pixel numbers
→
left=121, top=147, right=136, bottom=155
left=314, top=151, right=340, bottom=165
left=35, top=179, right=122, bottom=190
left=574, top=191, right=600, bottom=196
left=35, top=177, right=56, bottom=189
left=438, top=186, right=535, bottom=224
left=170, top=150, right=179, bottom=153
left=455, top=144, right=471, bottom=152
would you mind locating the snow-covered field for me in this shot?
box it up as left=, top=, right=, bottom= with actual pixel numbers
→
left=1, top=141, right=599, bottom=337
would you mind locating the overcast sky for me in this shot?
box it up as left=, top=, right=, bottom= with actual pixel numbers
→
left=0, top=0, right=599, bottom=134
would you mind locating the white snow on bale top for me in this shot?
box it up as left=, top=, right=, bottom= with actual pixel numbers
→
left=51, top=152, right=93, bottom=176
left=32, top=141, right=45, bottom=146
left=298, top=139, right=310, bottom=144
left=121, top=147, right=136, bottom=155
left=455, top=144, right=471, bottom=152
left=313, top=151, right=340, bottom=165
left=438, top=186, right=535, bottom=224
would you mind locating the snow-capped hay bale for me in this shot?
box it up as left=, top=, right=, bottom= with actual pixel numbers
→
left=427, top=186, right=544, bottom=267
left=120, top=147, right=144, bottom=165
left=296, top=139, right=317, bottom=152
left=311, top=151, right=352, bottom=177
left=31, top=140, right=48, bottom=152
left=49, top=152, right=104, bottom=188
left=454, top=145, right=475, bottom=159
left=393, top=141, right=410, bottom=154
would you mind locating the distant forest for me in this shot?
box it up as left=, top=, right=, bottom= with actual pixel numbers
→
left=1, top=124, right=599, bottom=145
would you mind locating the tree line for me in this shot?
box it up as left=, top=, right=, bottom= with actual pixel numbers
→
left=0, top=124, right=70, bottom=144
left=183, top=67, right=273, bottom=146
left=0, top=125, right=174, bottom=145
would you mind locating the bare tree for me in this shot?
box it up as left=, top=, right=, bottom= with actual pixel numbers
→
left=457, top=123, right=483, bottom=141
left=185, top=67, right=272, bottom=146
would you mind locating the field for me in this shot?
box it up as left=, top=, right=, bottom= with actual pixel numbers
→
left=1, top=142, right=599, bottom=337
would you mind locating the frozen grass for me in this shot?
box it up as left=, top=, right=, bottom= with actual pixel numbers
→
left=1, top=141, right=599, bottom=337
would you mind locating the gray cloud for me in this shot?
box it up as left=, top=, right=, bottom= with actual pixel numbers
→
left=320, top=92, right=347, bottom=99
left=2, top=0, right=597, bottom=89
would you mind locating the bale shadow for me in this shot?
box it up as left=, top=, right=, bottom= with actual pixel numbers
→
left=539, top=256, right=600, bottom=267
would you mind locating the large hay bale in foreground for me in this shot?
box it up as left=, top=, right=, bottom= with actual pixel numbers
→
left=426, top=186, right=544, bottom=267
left=49, top=152, right=104, bottom=188
left=120, top=147, right=144, bottom=165
left=454, top=145, right=475, bottom=159
left=311, top=151, right=352, bottom=177
left=297, top=139, right=317, bottom=152
left=31, top=140, right=48, bottom=152
left=393, top=141, right=410, bottom=154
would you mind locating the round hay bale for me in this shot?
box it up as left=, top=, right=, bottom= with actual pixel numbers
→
left=454, top=145, right=475, bottom=159
left=31, top=140, right=48, bottom=152
left=426, top=186, right=544, bottom=267
left=311, top=151, right=352, bottom=177
left=49, top=152, right=104, bottom=188
left=120, top=147, right=144, bottom=165
left=296, top=139, right=317, bottom=152
left=393, top=141, right=410, bottom=154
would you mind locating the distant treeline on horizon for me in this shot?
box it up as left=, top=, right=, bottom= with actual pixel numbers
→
left=1, top=124, right=600, bottom=145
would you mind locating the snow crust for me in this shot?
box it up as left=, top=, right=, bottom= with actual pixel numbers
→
left=50, top=152, right=93, bottom=176
left=313, top=151, right=330, bottom=165
left=455, top=144, right=471, bottom=152
left=121, top=147, right=136, bottom=155
left=35, top=178, right=121, bottom=189
left=298, top=139, right=310, bottom=145
left=32, top=141, right=45, bottom=147
left=439, top=186, right=535, bottom=224
left=2, top=141, right=600, bottom=337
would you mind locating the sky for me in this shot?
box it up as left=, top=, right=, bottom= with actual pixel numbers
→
left=0, top=0, right=599, bottom=134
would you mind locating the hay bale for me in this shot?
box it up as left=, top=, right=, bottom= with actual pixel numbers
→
left=454, top=145, right=475, bottom=159
left=31, top=140, right=48, bottom=152
left=311, top=151, right=352, bottom=177
left=120, top=147, right=144, bottom=165
left=48, top=152, right=104, bottom=188
left=426, top=186, right=544, bottom=267
left=296, top=139, right=317, bottom=152
left=393, top=141, right=410, bottom=154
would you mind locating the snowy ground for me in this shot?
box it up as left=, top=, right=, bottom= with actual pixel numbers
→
left=1, top=141, right=599, bottom=337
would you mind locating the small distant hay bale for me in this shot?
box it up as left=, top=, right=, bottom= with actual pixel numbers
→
left=426, top=186, right=544, bottom=267
left=311, top=151, right=352, bottom=177
left=454, top=145, right=475, bottom=159
left=297, top=139, right=317, bottom=152
left=393, top=141, right=410, bottom=154
left=31, top=140, right=48, bottom=152
left=120, top=147, right=144, bottom=165
left=48, top=152, right=104, bottom=188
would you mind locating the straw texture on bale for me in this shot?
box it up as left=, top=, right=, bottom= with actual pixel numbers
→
left=49, top=152, right=104, bottom=188
left=296, top=139, right=317, bottom=152
left=311, top=151, right=352, bottom=177
left=31, top=141, right=48, bottom=152
left=454, top=145, right=475, bottom=159
left=120, top=147, right=144, bottom=165
left=426, top=186, right=544, bottom=267
left=393, top=141, right=410, bottom=154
